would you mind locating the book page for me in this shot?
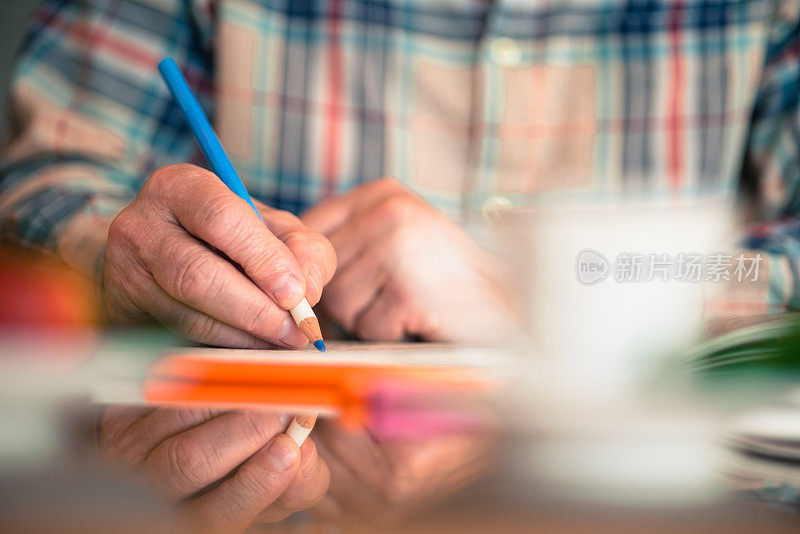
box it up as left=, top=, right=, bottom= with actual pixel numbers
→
left=164, top=341, right=512, bottom=369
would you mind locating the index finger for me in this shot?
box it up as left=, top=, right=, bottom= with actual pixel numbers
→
left=142, top=411, right=290, bottom=498
left=146, top=164, right=307, bottom=309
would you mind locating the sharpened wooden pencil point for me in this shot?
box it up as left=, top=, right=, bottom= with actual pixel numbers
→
left=290, top=298, right=325, bottom=348
left=298, top=316, right=323, bottom=344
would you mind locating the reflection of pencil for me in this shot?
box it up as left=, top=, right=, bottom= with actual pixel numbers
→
left=158, top=57, right=323, bottom=445
left=158, top=57, right=325, bottom=353
left=286, top=413, right=318, bottom=446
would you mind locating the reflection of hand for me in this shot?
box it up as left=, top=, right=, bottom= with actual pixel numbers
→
left=303, top=178, right=517, bottom=342
left=98, top=407, right=330, bottom=532
left=311, top=420, right=492, bottom=527
left=103, top=164, right=335, bottom=348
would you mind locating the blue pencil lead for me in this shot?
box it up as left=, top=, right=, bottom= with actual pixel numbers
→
left=314, top=340, right=326, bottom=352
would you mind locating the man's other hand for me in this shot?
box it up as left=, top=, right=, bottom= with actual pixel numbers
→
left=302, top=178, right=517, bottom=342
left=311, top=420, right=492, bottom=527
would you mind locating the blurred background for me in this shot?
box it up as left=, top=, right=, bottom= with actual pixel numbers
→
left=0, top=0, right=39, bottom=139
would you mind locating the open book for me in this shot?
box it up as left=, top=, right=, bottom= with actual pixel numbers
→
left=690, top=315, right=800, bottom=510
left=683, top=313, right=800, bottom=374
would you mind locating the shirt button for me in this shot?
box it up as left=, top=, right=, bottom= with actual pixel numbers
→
left=482, top=196, right=514, bottom=220
left=489, top=38, right=522, bottom=67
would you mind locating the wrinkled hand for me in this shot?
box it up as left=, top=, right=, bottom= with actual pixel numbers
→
left=311, top=420, right=492, bottom=527
left=302, top=178, right=517, bottom=342
left=104, top=164, right=336, bottom=348
left=98, top=407, right=330, bottom=533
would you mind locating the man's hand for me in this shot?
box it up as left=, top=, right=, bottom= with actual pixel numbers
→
left=310, top=420, right=492, bottom=527
left=104, top=164, right=336, bottom=348
left=98, top=407, right=330, bottom=533
left=302, top=178, right=518, bottom=342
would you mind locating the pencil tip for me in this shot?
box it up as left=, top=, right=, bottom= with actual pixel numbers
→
left=314, top=340, right=326, bottom=352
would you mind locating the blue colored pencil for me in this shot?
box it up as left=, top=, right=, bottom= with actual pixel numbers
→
left=158, top=57, right=325, bottom=353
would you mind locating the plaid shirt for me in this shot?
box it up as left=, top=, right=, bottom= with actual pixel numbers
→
left=2, top=0, right=800, bottom=315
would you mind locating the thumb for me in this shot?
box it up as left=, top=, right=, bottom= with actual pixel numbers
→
left=184, top=434, right=300, bottom=532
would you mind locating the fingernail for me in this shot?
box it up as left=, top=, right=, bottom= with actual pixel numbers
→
left=308, top=264, right=324, bottom=298
left=267, top=436, right=298, bottom=471
left=278, top=316, right=307, bottom=347
left=278, top=316, right=294, bottom=342
left=269, top=273, right=304, bottom=307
